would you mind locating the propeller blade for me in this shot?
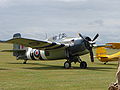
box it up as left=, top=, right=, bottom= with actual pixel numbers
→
left=92, top=34, right=99, bottom=41
left=78, top=33, right=99, bottom=62
left=78, top=33, right=84, bottom=39
left=89, top=48, right=94, bottom=62
left=78, top=33, right=88, bottom=42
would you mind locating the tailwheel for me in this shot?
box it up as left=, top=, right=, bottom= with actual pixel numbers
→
left=64, top=61, right=71, bottom=69
left=23, top=60, right=27, bottom=64
left=80, top=61, right=87, bottom=69
left=104, top=62, right=106, bottom=64
left=104, top=61, right=108, bottom=64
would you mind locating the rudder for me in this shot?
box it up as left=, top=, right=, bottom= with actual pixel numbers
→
left=96, top=47, right=107, bottom=57
left=13, top=33, right=26, bottom=56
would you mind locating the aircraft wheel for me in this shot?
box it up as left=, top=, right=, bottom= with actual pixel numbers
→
left=104, top=61, right=108, bottom=64
left=104, top=62, right=106, bottom=64
left=80, top=61, right=87, bottom=69
left=64, top=61, right=71, bottom=69
left=23, top=61, right=26, bottom=64
left=23, top=60, right=27, bottom=64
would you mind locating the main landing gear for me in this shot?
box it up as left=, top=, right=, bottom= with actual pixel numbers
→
left=64, top=56, right=87, bottom=69
left=80, top=61, right=87, bottom=69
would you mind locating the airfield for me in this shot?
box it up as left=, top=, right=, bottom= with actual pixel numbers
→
left=0, top=43, right=119, bottom=90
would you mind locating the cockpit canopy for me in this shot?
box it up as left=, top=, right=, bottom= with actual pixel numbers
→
left=48, top=33, right=67, bottom=42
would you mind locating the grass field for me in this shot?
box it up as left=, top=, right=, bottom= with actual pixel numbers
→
left=0, top=43, right=119, bottom=90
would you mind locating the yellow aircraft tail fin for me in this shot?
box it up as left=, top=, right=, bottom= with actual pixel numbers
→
left=96, top=47, right=108, bottom=62
left=96, top=47, right=107, bottom=57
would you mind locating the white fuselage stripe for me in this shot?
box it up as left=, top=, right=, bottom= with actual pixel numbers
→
left=40, top=50, right=47, bottom=60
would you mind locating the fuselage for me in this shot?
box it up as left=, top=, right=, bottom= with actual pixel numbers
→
left=97, top=52, right=120, bottom=62
left=24, top=37, right=90, bottom=60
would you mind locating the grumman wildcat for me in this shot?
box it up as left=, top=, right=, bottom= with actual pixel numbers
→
left=0, top=33, right=99, bottom=69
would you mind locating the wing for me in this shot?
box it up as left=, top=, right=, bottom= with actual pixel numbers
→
left=3, top=38, right=68, bottom=50
left=106, top=43, right=120, bottom=49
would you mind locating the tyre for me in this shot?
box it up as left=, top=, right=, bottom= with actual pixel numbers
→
left=80, top=61, right=87, bottom=69
left=64, top=61, right=71, bottom=69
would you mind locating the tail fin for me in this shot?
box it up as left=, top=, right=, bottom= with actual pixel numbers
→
left=96, top=47, right=107, bottom=58
left=13, top=33, right=26, bottom=56
left=13, top=33, right=21, bottom=51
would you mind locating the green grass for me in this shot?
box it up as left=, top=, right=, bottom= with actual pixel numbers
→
left=0, top=43, right=119, bottom=90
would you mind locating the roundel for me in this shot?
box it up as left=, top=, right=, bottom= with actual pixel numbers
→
left=34, top=50, right=40, bottom=58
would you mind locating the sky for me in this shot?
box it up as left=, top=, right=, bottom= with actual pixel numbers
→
left=0, top=0, right=120, bottom=44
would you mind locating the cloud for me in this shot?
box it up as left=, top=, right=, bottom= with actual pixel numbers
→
left=56, top=0, right=87, bottom=2
left=88, top=20, right=104, bottom=26
left=0, top=0, right=120, bottom=43
left=0, top=0, right=9, bottom=7
left=0, top=0, right=42, bottom=8
left=0, top=0, right=88, bottom=8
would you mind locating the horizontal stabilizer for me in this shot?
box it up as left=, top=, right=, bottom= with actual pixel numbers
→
left=0, top=49, right=26, bottom=52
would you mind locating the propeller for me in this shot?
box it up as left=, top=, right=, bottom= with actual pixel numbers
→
left=78, top=33, right=99, bottom=62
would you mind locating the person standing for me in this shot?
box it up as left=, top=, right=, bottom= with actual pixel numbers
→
left=108, top=57, right=120, bottom=90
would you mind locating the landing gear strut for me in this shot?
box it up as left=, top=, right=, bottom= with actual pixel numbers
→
left=77, top=56, right=87, bottom=69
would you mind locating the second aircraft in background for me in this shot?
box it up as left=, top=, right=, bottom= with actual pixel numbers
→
left=96, top=43, right=120, bottom=64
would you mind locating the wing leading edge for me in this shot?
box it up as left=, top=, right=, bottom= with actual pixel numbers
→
left=3, top=38, right=68, bottom=50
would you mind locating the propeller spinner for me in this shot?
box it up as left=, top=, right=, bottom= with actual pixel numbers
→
left=78, top=33, right=99, bottom=62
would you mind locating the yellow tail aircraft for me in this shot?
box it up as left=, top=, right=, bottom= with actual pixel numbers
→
left=96, top=43, right=120, bottom=64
